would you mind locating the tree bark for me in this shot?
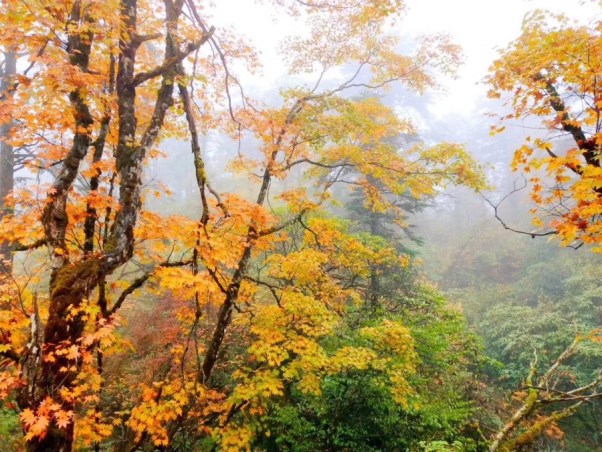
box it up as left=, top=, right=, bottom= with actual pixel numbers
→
left=369, top=202, right=381, bottom=311
left=0, top=50, right=16, bottom=267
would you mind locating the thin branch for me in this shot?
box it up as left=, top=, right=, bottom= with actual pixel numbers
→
left=184, top=0, right=246, bottom=127
left=480, top=177, right=557, bottom=239
left=108, top=258, right=193, bottom=315
left=258, top=210, right=309, bottom=237
left=243, top=275, right=283, bottom=307
left=284, top=158, right=355, bottom=171
left=540, top=337, right=579, bottom=386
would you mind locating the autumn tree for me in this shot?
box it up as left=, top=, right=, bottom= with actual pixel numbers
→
left=485, top=8, right=602, bottom=449
left=0, top=0, right=214, bottom=449
left=487, top=9, right=602, bottom=251
left=0, top=0, right=485, bottom=450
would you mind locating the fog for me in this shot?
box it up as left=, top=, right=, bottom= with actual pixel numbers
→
left=147, top=0, right=602, bottom=293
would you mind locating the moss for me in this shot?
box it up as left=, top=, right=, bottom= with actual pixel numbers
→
left=501, top=400, right=579, bottom=451
left=50, top=257, right=101, bottom=298
left=103, top=236, right=117, bottom=254
left=525, top=388, right=538, bottom=408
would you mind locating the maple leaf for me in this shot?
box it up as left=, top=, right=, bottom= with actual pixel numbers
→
left=20, top=408, right=36, bottom=427
left=54, top=410, right=74, bottom=429
left=30, top=415, right=50, bottom=437
left=66, top=345, right=80, bottom=361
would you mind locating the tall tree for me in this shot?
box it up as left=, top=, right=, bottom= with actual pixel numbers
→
left=1, top=1, right=213, bottom=449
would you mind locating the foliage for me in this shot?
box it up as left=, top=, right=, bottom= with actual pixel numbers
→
left=249, top=191, right=490, bottom=452
left=487, top=9, right=602, bottom=250
left=0, top=1, right=488, bottom=450
left=253, top=278, right=485, bottom=452
left=0, top=407, right=21, bottom=450
left=422, top=199, right=602, bottom=450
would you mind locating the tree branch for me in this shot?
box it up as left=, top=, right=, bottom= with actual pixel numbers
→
left=108, top=258, right=193, bottom=315
left=0, top=348, right=20, bottom=362
left=480, top=178, right=558, bottom=239
left=258, top=210, right=309, bottom=237
left=243, top=275, right=283, bottom=307
left=132, top=27, right=214, bottom=87
left=13, top=239, right=47, bottom=252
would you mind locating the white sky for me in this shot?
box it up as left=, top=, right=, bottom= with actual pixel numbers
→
left=404, top=0, right=600, bottom=118
left=211, top=0, right=600, bottom=118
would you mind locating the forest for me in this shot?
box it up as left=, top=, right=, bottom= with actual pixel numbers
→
left=0, top=0, right=601, bottom=451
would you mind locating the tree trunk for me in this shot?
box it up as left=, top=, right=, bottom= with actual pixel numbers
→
left=26, top=429, right=72, bottom=452
left=17, top=260, right=102, bottom=451
left=11, top=0, right=209, bottom=447
left=368, top=193, right=381, bottom=311
left=0, top=50, right=16, bottom=266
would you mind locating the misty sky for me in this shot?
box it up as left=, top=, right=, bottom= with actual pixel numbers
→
left=212, top=0, right=600, bottom=119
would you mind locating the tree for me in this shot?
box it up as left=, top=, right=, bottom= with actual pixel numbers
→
left=486, top=10, right=602, bottom=448
left=255, top=288, right=485, bottom=452
left=0, top=1, right=484, bottom=450
left=344, top=149, right=428, bottom=311
left=249, top=152, right=485, bottom=451
left=487, top=9, right=602, bottom=251
left=421, top=193, right=602, bottom=449
left=1, top=1, right=214, bottom=449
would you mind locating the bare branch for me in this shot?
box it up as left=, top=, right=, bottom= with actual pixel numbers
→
left=540, top=337, right=579, bottom=386
left=480, top=178, right=558, bottom=239
left=490, top=339, right=602, bottom=451
left=132, top=32, right=163, bottom=46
